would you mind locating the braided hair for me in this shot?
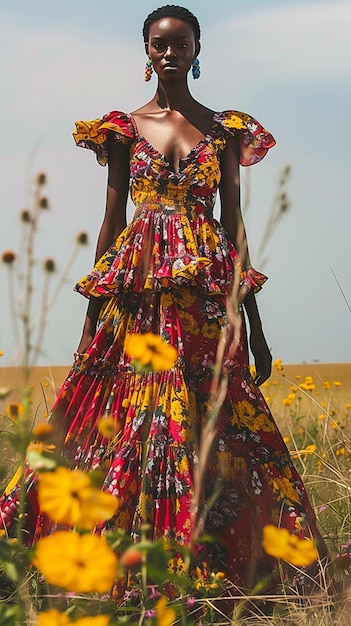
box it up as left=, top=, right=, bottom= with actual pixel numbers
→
left=143, top=5, right=201, bottom=43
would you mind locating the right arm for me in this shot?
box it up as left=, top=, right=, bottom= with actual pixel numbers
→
left=76, top=138, right=130, bottom=355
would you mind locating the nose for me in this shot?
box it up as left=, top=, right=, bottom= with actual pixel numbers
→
left=164, top=45, right=176, bottom=59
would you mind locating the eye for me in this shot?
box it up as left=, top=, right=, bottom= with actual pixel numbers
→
left=153, top=42, right=166, bottom=51
left=177, top=43, right=187, bottom=49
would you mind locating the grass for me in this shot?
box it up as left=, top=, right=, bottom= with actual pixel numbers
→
left=1, top=360, right=351, bottom=624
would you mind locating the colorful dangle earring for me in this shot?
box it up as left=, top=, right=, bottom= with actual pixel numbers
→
left=144, top=58, right=153, bottom=82
left=192, top=57, right=200, bottom=79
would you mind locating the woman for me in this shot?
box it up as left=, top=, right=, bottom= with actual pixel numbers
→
left=1, top=4, right=328, bottom=595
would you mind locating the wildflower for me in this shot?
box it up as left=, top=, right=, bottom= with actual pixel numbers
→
left=283, top=436, right=290, bottom=444
left=291, top=444, right=316, bottom=457
left=295, top=374, right=301, bottom=380
left=44, top=258, right=56, bottom=273
left=318, top=413, right=325, bottom=419
left=290, top=386, right=298, bottom=393
left=155, top=596, right=176, bottom=626
left=0, top=351, right=3, bottom=356
left=77, top=231, right=89, bottom=245
left=38, top=196, right=49, bottom=209
left=37, top=172, right=47, bottom=186
left=120, top=546, right=144, bottom=569
left=6, top=402, right=24, bottom=420
left=26, top=441, right=57, bottom=471
left=98, top=415, right=121, bottom=439
left=262, top=525, right=319, bottom=567
left=32, top=422, right=54, bottom=441
left=333, top=381, right=342, bottom=386
left=37, top=609, right=110, bottom=625
left=282, top=397, right=292, bottom=407
left=346, top=404, right=351, bottom=410
left=33, top=531, right=118, bottom=593
left=125, top=333, right=177, bottom=371
left=20, top=209, right=31, bottom=223
left=274, top=358, right=284, bottom=371
left=2, top=250, right=16, bottom=265
left=37, top=466, right=119, bottom=529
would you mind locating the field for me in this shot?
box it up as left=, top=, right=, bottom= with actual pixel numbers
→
left=1, top=360, right=351, bottom=625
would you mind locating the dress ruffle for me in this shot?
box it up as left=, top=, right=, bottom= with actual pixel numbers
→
left=73, top=111, right=135, bottom=166
left=73, top=110, right=275, bottom=168
left=75, top=206, right=267, bottom=297
left=214, top=110, right=276, bottom=166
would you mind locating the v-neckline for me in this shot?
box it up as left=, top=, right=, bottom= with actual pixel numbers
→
left=127, top=112, right=218, bottom=175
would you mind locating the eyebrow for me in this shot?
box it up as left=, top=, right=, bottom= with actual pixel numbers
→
left=150, top=35, right=191, bottom=40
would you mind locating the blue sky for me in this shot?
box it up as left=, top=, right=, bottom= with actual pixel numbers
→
left=1, top=0, right=350, bottom=366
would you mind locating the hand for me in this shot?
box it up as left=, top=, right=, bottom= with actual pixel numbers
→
left=249, top=328, right=272, bottom=386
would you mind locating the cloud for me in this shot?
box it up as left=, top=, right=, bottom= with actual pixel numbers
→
left=209, top=2, right=351, bottom=83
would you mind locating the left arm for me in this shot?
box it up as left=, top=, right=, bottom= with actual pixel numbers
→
left=219, top=134, right=272, bottom=384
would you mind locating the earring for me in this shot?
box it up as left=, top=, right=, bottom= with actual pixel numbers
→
left=192, top=57, right=200, bottom=79
left=144, top=58, right=153, bottom=82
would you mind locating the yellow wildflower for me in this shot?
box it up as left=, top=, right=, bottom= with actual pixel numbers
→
left=0, top=351, right=4, bottom=356
left=155, top=596, right=176, bottom=626
left=32, top=422, right=54, bottom=441
left=322, top=381, right=330, bottom=390
left=98, top=415, right=121, bottom=439
left=33, top=531, right=118, bottom=593
left=37, top=467, right=119, bottom=529
left=346, top=403, right=351, bottom=410
left=333, top=381, right=342, bottom=386
left=125, top=333, right=177, bottom=371
left=274, top=358, right=284, bottom=371
left=37, top=609, right=110, bottom=625
left=282, top=397, right=292, bottom=407
left=262, top=525, right=319, bottom=566
left=6, top=402, right=24, bottom=420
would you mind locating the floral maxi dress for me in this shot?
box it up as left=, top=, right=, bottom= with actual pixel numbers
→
left=1, top=110, right=327, bottom=591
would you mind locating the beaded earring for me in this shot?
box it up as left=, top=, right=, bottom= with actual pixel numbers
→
left=144, top=58, right=153, bottom=82
left=192, top=57, right=200, bottom=79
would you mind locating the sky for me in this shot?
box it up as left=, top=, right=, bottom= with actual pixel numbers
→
left=0, top=0, right=350, bottom=366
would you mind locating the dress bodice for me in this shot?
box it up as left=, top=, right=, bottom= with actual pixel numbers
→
left=73, top=111, right=275, bottom=298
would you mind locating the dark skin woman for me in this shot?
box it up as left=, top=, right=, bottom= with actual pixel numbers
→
left=0, top=4, right=330, bottom=604
left=76, top=13, right=272, bottom=386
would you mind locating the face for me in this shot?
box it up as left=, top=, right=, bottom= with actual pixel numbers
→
left=145, top=17, right=200, bottom=81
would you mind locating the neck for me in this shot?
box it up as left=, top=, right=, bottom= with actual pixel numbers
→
left=153, top=79, right=196, bottom=111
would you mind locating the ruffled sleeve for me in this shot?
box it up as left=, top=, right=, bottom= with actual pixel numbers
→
left=72, top=111, right=135, bottom=166
left=215, top=110, right=276, bottom=166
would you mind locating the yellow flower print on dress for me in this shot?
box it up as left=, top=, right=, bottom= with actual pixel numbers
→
left=178, top=310, right=200, bottom=336
left=202, top=322, right=219, bottom=340
left=271, top=476, right=301, bottom=505
left=220, top=114, right=247, bottom=130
